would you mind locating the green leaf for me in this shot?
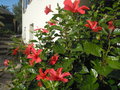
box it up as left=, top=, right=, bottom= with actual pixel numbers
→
left=94, top=11, right=98, bottom=18
left=83, top=41, right=102, bottom=57
left=55, top=58, right=75, bottom=71
left=114, top=48, right=120, bottom=55
left=107, top=56, right=120, bottom=69
left=111, top=86, right=118, bottom=90
left=80, top=83, right=99, bottom=90
left=108, top=79, right=115, bottom=85
left=50, top=25, right=63, bottom=31
left=92, top=60, right=113, bottom=76
left=65, top=79, right=74, bottom=89
left=78, top=75, right=98, bottom=90
left=53, top=81, right=60, bottom=87
left=72, top=43, right=83, bottom=52
left=27, top=68, right=37, bottom=74
left=113, top=28, right=120, bottom=35
left=53, top=41, right=65, bottom=54
left=30, top=40, right=38, bottom=42
left=111, top=37, right=120, bottom=44
left=80, top=65, right=89, bottom=74
left=39, top=87, right=46, bottom=90
left=52, top=14, right=64, bottom=20
left=42, top=80, right=51, bottom=89
left=16, top=84, right=26, bottom=90
left=115, top=20, right=120, bottom=26
left=90, top=69, right=98, bottom=78
left=82, top=75, right=97, bottom=85
left=105, top=7, right=113, bottom=11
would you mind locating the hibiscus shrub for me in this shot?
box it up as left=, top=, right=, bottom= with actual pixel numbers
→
left=5, top=0, right=120, bottom=90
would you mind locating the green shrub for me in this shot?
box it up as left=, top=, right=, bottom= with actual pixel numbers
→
left=5, top=0, right=120, bottom=90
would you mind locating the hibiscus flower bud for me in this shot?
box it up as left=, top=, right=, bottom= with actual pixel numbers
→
left=44, top=5, right=52, bottom=15
left=49, top=54, right=59, bottom=65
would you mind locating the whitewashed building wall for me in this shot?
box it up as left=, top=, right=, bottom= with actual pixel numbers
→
left=22, top=0, right=89, bottom=43
left=22, top=0, right=64, bottom=43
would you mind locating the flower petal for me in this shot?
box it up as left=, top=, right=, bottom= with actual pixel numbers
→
left=73, top=0, right=80, bottom=10
left=61, top=78, right=68, bottom=83
left=84, top=24, right=90, bottom=28
left=29, top=60, right=34, bottom=66
left=27, top=54, right=33, bottom=59
left=79, top=5, right=90, bottom=10
left=64, top=0, right=73, bottom=11
left=57, top=68, right=63, bottom=75
left=35, top=57, right=42, bottom=63
left=36, top=75, right=42, bottom=80
left=61, top=72, right=71, bottom=77
left=37, top=49, right=43, bottom=54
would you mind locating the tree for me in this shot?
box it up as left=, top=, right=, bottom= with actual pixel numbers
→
left=12, top=0, right=22, bottom=33
left=0, top=11, right=4, bottom=27
left=0, top=5, right=9, bottom=11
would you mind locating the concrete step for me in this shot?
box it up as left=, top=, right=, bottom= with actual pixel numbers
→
left=0, top=37, right=11, bottom=41
left=0, top=35, right=11, bottom=37
left=0, top=50, right=9, bottom=55
left=0, top=45, right=13, bottom=49
left=0, top=41, right=13, bottom=45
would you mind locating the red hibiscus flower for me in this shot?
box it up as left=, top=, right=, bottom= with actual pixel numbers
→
left=27, top=48, right=43, bottom=66
left=12, top=47, right=19, bottom=55
left=64, top=0, right=89, bottom=14
left=85, top=20, right=102, bottom=32
left=48, top=68, right=71, bottom=83
left=35, top=28, right=49, bottom=33
left=49, top=54, right=59, bottom=65
left=24, top=43, right=34, bottom=55
left=108, top=21, right=115, bottom=31
left=4, top=59, right=9, bottom=66
left=36, top=68, right=50, bottom=80
left=47, top=21, right=56, bottom=26
left=44, top=5, right=52, bottom=15
left=29, top=59, right=35, bottom=66
left=38, top=81, right=42, bottom=87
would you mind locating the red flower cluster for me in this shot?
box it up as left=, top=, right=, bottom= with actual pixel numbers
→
left=36, top=68, right=71, bottom=87
left=27, top=48, right=43, bottom=66
left=85, top=20, right=102, bottom=32
left=24, top=43, right=34, bottom=55
left=12, top=47, right=19, bottom=55
left=64, top=0, right=89, bottom=14
left=48, top=68, right=71, bottom=83
left=24, top=44, right=60, bottom=66
left=36, top=68, right=50, bottom=80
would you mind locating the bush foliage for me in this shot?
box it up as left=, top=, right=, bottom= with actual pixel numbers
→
left=5, top=0, right=120, bottom=90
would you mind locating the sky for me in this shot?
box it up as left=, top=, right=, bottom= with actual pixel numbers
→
left=0, top=0, right=19, bottom=12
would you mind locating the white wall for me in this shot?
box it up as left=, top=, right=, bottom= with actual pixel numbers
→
left=22, top=0, right=64, bottom=43
left=22, top=0, right=89, bottom=43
